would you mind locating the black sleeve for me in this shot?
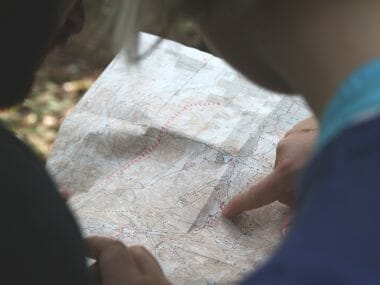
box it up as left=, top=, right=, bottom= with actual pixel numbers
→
left=0, top=125, right=90, bottom=285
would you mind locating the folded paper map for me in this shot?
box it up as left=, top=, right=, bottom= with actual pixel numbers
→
left=47, top=33, right=311, bottom=284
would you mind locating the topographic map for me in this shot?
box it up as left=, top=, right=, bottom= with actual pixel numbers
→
left=47, top=33, right=311, bottom=284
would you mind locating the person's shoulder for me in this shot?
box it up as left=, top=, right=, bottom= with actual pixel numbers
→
left=0, top=123, right=90, bottom=284
left=303, top=113, right=380, bottom=182
left=0, top=122, right=56, bottom=195
left=0, top=122, right=45, bottom=165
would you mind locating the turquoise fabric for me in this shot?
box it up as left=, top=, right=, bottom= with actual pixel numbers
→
left=317, top=58, right=380, bottom=152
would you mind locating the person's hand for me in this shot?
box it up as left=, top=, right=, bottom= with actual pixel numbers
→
left=85, top=236, right=171, bottom=285
left=222, top=117, right=319, bottom=218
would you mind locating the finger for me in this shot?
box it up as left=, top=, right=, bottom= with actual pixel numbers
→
left=59, top=186, right=72, bottom=201
left=277, top=190, right=294, bottom=207
left=85, top=236, right=138, bottom=281
left=284, top=117, right=319, bottom=137
left=60, top=190, right=71, bottom=201
left=129, top=246, right=164, bottom=274
left=223, top=170, right=289, bottom=218
left=85, top=236, right=118, bottom=259
left=85, top=236, right=136, bottom=266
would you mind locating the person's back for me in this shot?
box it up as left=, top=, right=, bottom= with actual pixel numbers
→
left=0, top=1, right=90, bottom=284
left=0, top=124, right=90, bottom=284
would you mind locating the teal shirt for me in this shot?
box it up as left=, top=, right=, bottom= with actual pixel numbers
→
left=317, top=58, right=380, bottom=152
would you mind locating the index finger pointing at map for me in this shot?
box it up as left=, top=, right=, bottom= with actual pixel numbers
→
left=222, top=170, right=286, bottom=218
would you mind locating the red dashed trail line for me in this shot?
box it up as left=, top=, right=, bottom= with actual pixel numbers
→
left=71, top=101, right=221, bottom=205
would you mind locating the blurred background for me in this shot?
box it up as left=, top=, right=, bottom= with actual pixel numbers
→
left=0, top=0, right=208, bottom=160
